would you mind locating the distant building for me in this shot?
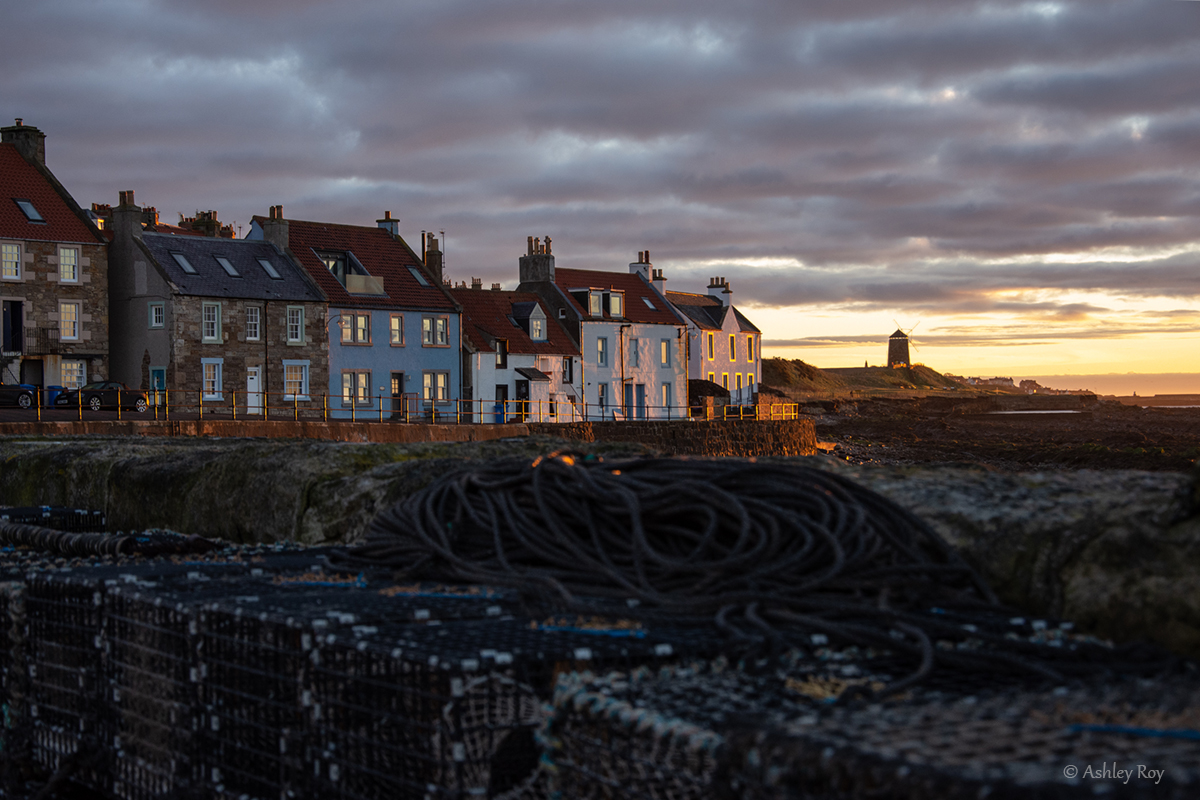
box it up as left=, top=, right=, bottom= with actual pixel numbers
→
left=665, top=273, right=761, bottom=404
left=887, top=329, right=910, bottom=368
left=0, top=120, right=109, bottom=393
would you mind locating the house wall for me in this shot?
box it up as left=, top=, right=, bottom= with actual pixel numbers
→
left=169, top=296, right=328, bottom=408
left=467, top=349, right=581, bottom=422
left=688, top=313, right=761, bottom=403
left=581, top=320, right=688, bottom=420
left=326, top=306, right=460, bottom=419
left=0, top=238, right=108, bottom=386
left=109, top=243, right=173, bottom=388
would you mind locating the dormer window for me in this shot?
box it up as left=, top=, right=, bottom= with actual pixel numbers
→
left=13, top=199, right=43, bottom=223
left=609, top=292, right=623, bottom=318
left=318, top=252, right=348, bottom=284
left=589, top=291, right=602, bottom=316
left=530, top=318, right=545, bottom=341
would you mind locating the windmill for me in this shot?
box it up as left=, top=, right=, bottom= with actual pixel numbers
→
left=888, top=320, right=920, bottom=368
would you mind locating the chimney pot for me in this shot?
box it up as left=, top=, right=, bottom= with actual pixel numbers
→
left=14, top=118, right=21, bottom=127
left=385, top=210, right=392, bottom=220
left=545, top=235, right=552, bottom=255
left=491, top=282, right=501, bottom=291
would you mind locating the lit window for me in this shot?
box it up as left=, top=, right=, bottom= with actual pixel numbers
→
left=59, top=302, right=79, bottom=340
left=148, top=302, right=165, bottom=329
left=730, top=334, right=736, bottom=360
left=589, top=292, right=602, bottom=316
left=14, top=199, right=43, bottom=222
left=747, top=335, right=754, bottom=362
left=246, top=307, right=260, bottom=341
left=495, top=340, right=508, bottom=369
left=214, top=256, right=240, bottom=277
left=283, top=360, right=309, bottom=399
left=423, top=371, right=449, bottom=401
left=597, top=337, right=608, bottom=367
left=257, top=258, right=282, bottom=279
left=287, top=306, right=304, bottom=343
left=59, top=247, right=79, bottom=282
left=62, top=360, right=85, bottom=389
left=2, top=243, right=20, bottom=279
left=660, top=339, right=671, bottom=367
left=171, top=252, right=197, bottom=274
left=356, top=314, right=369, bottom=343
left=662, top=383, right=672, bottom=409
left=610, top=293, right=623, bottom=317
left=390, top=314, right=403, bottom=345
left=707, top=333, right=714, bottom=360
left=530, top=318, right=544, bottom=341
left=202, top=358, right=223, bottom=399
left=408, top=267, right=430, bottom=286
left=342, top=371, right=371, bottom=406
left=598, top=383, right=608, bottom=411
left=202, top=303, right=221, bottom=342
left=422, top=316, right=448, bottom=346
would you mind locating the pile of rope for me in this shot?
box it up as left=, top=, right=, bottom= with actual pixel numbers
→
left=337, top=453, right=1175, bottom=697
left=0, top=521, right=218, bottom=559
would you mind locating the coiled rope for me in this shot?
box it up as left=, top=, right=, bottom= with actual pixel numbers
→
left=336, top=453, right=1173, bottom=697
left=0, top=521, right=218, bottom=558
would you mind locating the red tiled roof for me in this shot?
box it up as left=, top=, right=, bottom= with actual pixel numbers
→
left=554, top=268, right=683, bottom=325
left=267, top=216, right=456, bottom=311
left=0, top=144, right=100, bottom=244
left=450, top=288, right=578, bottom=355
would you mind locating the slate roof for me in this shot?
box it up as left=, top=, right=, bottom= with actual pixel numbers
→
left=140, top=233, right=322, bottom=302
left=665, top=290, right=761, bottom=333
left=267, top=217, right=456, bottom=312
left=0, top=144, right=101, bottom=244
left=554, top=268, right=683, bottom=326
left=450, top=288, right=578, bottom=355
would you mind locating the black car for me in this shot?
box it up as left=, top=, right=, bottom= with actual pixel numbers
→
left=0, top=382, right=37, bottom=409
left=55, top=381, right=148, bottom=413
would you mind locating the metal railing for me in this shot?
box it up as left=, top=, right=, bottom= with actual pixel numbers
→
left=28, top=386, right=801, bottom=424
left=24, top=327, right=60, bottom=355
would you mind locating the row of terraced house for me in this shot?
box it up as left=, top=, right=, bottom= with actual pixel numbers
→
left=0, top=120, right=762, bottom=421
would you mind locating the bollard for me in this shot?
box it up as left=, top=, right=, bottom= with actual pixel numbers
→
left=232, top=390, right=237, bottom=421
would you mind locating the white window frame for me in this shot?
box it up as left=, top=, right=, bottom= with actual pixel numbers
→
left=530, top=318, right=544, bottom=341
left=286, top=305, right=305, bottom=344
left=423, top=370, right=450, bottom=402
left=201, top=357, right=224, bottom=400
left=660, top=338, right=671, bottom=367
left=58, top=246, right=79, bottom=283
left=59, top=302, right=79, bottom=340
left=341, top=370, right=373, bottom=407
left=662, top=382, right=672, bottom=410
left=1, top=242, right=21, bottom=281
left=202, top=302, right=221, bottom=343
left=598, top=382, right=608, bottom=411
left=422, top=315, right=449, bottom=347
left=148, top=301, right=165, bottom=329
left=610, top=292, right=623, bottom=318
left=390, top=314, right=404, bottom=346
left=245, top=306, right=261, bottom=341
left=62, top=360, right=85, bottom=389
left=589, top=292, right=602, bottom=317
left=282, top=359, right=310, bottom=401
left=597, top=337, right=608, bottom=367
left=629, top=337, right=639, bottom=368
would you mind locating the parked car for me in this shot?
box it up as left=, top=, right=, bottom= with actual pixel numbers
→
left=54, top=381, right=148, bottom=413
left=0, top=382, right=38, bottom=409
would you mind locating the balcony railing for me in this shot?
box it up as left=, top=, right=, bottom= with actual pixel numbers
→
left=24, top=327, right=60, bottom=355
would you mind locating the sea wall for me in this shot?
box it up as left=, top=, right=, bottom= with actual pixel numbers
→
left=527, top=419, right=818, bottom=457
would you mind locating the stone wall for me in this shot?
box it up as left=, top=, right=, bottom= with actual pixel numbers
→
left=527, top=418, right=817, bottom=457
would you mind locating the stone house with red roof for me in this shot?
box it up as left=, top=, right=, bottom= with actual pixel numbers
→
left=0, top=120, right=109, bottom=394
left=250, top=208, right=461, bottom=419
left=450, top=283, right=581, bottom=422
left=665, top=278, right=761, bottom=404
left=517, top=239, right=689, bottom=420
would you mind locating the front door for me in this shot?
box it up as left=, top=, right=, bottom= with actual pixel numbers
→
left=635, top=383, right=646, bottom=420
left=2, top=301, right=22, bottom=353
left=150, top=367, right=166, bottom=407
left=390, top=372, right=404, bottom=417
left=623, top=383, right=634, bottom=420
left=495, top=384, right=509, bottom=423
left=515, top=379, right=529, bottom=421
left=246, top=367, right=262, bottom=415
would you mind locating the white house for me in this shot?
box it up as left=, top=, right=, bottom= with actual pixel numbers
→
left=451, top=282, right=581, bottom=422
left=517, top=240, right=689, bottom=420
left=666, top=277, right=761, bottom=404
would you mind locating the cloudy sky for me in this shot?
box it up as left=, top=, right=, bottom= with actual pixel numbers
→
left=6, top=0, right=1200, bottom=389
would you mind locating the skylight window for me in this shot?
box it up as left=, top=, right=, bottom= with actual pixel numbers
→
left=171, top=252, right=197, bottom=274
left=214, top=256, right=240, bottom=277
left=257, top=258, right=282, bottom=279
left=408, top=267, right=430, bottom=287
left=642, top=297, right=656, bottom=310
left=14, top=199, right=43, bottom=223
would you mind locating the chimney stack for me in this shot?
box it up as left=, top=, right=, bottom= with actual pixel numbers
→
left=519, top=233, right=555, bottom=283
left=377, top=210, right=399, bottom=236
left=491, top=282, right=502, bottom=291
left=629, top=249, right=651, bottom=279
left=651, top=266, right=667, bottom=294
left=1, top=119, right=46, bottom=166
left=262, top=205, right=289, bottom=250
left=111, top=189, right=143, bottom=244
left=471, top=277, right=482, bottom=290
left=424, top=234, right=444, bottom=284
left=707, top=276, right=732, bottom=306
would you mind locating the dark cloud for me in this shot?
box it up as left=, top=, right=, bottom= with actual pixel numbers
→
left=3, top=0, right=1200, bottom=326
